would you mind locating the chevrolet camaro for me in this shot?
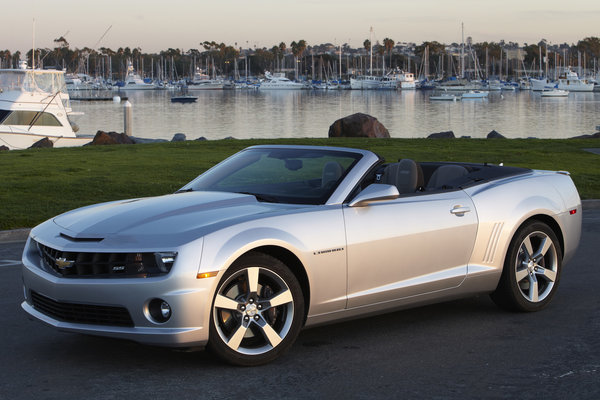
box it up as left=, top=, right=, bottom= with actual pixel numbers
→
left=21, top=145, right=582, bottom=365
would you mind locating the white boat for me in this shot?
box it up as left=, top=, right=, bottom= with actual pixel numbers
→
left=186, top=68, right=224, bottom=90
left=429, top=93, right=460, bottom=101
left=388, top=70, right=416, bottom=89
left=461, top=90, right=489, bottom=99
left=350, top=75, right=398, bottom=90
left=0, top=62, right=92, bottom=150
left=556, top=68, right=594, bottom=92
left=531, top=78, right=556, bottom=91
left=258, top=72, right=306, bottom=90
left=541, top=89, right=569, bottom=97
left=119, top=60, right=156, bottom=90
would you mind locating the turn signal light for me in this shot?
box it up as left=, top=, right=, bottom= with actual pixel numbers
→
left=197, top=271, right=219, bottom=279
left=569, top=209, right=577, bottom=215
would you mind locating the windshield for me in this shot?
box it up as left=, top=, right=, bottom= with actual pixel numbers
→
left=183, top=147, right=362, bottom=204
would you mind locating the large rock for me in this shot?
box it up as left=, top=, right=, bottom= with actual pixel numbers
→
left=90, top=131, right=135, bottom=145
left=29, top=137, right=54, bottom=148
left=570, top=132, right=600, bottom=139
left=172, top=133, right=186, bottom=142
left=0, top=145, right=9, bottom=151
left=487, top=130, right=506, bottom=139
left=427, top=131, right=455, bottom=139
left=328, top=113, right=390, bottom=138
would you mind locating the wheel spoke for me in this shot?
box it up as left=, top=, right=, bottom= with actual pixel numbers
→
left=257, top=319, right=283, bottom=348
left=533, top=236, right=552, bottom=261
left=247, top=267, right=260, bottom=294
left=227, top=323, right=249, bottom=351
left=536, top=266, right=557, bottom=282
left=522, top=236, right=534, bottom=259
left=214, top=294, right=241, bottom=311
left=515, top=267, right=529, bottom=283
left=528, top=275, right=539, bottom=302
left=268, top=289, right=294, bottom=308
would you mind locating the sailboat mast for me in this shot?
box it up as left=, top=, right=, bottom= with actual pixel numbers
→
left=369, top=27, right=373, bottom=75
left=460, top=22, right=464, bottom=78
left=32, top=18, right=35, bottom=69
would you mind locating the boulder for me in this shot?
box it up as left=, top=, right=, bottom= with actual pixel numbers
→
left=570, top=132, right=600, bottom=139
left=427, top=131, right=455, bottom=139
left=29, top=137, right=54, bottom=148
left=328, top=113, right=390, bottom=138
left=0, top=145, right=9, bottom=151
left=487, top=130, right=506, bottom=139
left=195, top=136, right=208, bottom=141
left=90, top=131, right=135, bottom=145
left=172, top=133, right=186, bottom=142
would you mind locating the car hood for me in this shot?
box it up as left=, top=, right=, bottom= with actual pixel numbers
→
left=49, top=191, right=304, bottom=247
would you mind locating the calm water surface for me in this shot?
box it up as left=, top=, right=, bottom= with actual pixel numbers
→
left=72, top=90, right=600, bottom=140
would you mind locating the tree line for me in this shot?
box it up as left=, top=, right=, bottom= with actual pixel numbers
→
left=1, top=36, right=598, bottom=81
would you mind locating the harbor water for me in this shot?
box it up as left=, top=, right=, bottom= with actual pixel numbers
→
left=72, top=90, right=600, bottom=140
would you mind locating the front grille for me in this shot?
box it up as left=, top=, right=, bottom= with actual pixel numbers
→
left=36, top=242, right=174, bottom=278
left=31, top=291, right=134, bottom=327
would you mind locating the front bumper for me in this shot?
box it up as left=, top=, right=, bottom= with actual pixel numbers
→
left=21, top=236, right=217, bottom=347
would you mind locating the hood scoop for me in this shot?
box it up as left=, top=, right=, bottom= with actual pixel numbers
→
left=60, top=232, right=104, bottom=242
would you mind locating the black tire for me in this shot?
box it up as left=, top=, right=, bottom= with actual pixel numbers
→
left=208, top=252, right=304, bottom=366
left=491, top=221, right=562, bottom=312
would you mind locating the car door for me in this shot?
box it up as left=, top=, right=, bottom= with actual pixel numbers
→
left=343, top=190, right=478, bottom=308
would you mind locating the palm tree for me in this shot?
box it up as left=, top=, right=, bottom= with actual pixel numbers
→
left=279, top=42, right=286, bottom=71
left=383, top=38, right=395, bottom=70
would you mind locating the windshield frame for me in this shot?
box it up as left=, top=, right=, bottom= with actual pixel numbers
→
left=180, top=145, right=374, bottom=205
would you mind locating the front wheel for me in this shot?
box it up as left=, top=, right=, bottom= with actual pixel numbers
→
left=491, top=221, right=562, bottom=312
left=208, top=252, right=304, bottom=366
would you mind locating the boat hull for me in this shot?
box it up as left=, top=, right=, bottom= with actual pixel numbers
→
left=0, top=131, right=92, bottom=150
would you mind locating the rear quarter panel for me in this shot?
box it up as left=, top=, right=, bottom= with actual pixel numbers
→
left=463, top=171, right=581, bottom=291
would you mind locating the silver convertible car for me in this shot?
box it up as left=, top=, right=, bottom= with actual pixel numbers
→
left=22, top=145, right=582, bottom=365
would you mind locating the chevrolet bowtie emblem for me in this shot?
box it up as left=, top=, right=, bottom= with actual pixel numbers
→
left=55, top=257, right=74, bottom=270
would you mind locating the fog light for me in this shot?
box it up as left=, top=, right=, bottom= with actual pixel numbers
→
left=149, top=298, right=172, bottom=323
left=160, top=301, right=171, bottom=319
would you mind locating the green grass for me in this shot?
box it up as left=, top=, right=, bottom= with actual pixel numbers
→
left=1, top=138, right=599, bottom=230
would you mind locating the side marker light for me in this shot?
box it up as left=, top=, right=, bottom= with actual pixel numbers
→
left=197, top=271, right=219, bottom=279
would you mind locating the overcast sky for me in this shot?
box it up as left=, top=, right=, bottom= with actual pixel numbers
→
left=4, top=0, right=600, bottom=53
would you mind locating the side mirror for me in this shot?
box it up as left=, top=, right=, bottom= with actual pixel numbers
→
left=348, top=184, right=400, bottom=207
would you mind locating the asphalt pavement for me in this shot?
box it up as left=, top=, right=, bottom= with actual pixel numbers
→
left=1, top=210, right=599, bottom=399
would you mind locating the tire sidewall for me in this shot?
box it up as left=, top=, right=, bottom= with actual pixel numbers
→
left=502, top=221, right=563, bottom=312
left=207, top=252, right=304, bottom=366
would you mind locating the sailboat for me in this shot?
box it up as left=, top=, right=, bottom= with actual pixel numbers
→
left=350, top=27, right=398, bottom=90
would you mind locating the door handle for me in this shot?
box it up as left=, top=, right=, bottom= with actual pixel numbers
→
left=450, top=206, right=471, bottom=216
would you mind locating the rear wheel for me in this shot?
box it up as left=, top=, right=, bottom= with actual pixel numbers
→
left=208, top=252, right=304, bottom=366
left=491, top=221, right=562, bottom=312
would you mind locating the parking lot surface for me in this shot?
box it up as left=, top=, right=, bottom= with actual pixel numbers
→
left=1, top=210, right=599, bottom=399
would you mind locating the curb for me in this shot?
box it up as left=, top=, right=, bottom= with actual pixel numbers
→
left=1, top=200, right=599, bottom=244
left=0, top=228, right=31, bottom=243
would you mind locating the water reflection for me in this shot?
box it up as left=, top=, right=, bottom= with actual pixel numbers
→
left=72, top=90, right=600, bottom=140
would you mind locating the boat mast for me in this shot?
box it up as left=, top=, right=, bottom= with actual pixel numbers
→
left=460, top=22, right=464, bottom=78
left=369, top=27, right=373, bottom=75
left=32, top=18, right=35, bottom=69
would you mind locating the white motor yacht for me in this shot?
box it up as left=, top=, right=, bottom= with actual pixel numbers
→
left=119, top=60, right=156, bottom=90
left=350, top=75, right=397, bottom=90
left=556, top=68, right=594, bottom=92
left=259, top=72, right=306, bottom=90
left=0, top=62, right=92, bottom=150
left=186, top=68, right=224, bottom=90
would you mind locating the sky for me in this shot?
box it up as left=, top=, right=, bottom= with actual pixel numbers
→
left=3, top=0, right=600, bottom=54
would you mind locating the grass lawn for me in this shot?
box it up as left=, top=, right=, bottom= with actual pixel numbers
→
left=1, top=138, right=598, bottom=230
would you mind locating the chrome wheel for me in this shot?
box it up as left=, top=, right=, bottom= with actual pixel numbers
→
left=491, top=221, right=562, bottom=312
left=208, top=253, right=303, bottom=365
left=514, top=230, right=558, bottom=303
